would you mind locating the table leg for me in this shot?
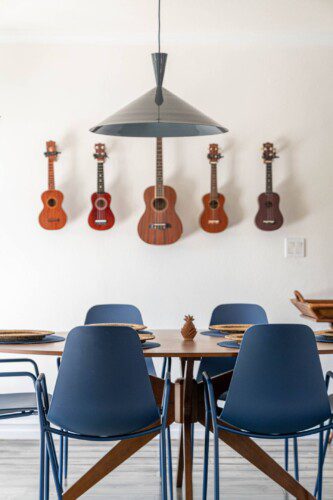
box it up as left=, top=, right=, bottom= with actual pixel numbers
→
left=181, top=359, right=196, bottom=500
left=176, top=358, right=186, bottom=488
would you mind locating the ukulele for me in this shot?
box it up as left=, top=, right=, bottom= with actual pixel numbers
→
left=88, top=144, right=115, bottom=231
left=39, top=141, right=67, bottom=230
left=200, top=144, right=228, bottom=233
left=255, top=142, right=283, bottom=231
left=138, top=137, right=182, bottom=245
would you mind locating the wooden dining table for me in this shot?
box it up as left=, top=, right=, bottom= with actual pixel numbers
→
left=1, top=328, right=332, bottom=500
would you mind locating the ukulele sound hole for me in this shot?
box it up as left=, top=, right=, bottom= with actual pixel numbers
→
left=96, top=199, right=107, bottom=209
left=153, top=198, right=167, bottom=211
left=265, top=201, right=273, bottom=208
left=209, top=200, right=218, bottom=209
left=47, top=198, right=56, bottom=208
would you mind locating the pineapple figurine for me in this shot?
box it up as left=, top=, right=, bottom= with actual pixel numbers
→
left=181, top=315, right=197, bottom=340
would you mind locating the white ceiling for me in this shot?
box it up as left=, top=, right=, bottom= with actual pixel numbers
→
left=0, top=0, right=333, bottom=45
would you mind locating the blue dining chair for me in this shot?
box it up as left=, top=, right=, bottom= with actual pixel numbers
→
left=202, top=324, right=333, bottom=500
left=36, top=326, right=173, bottom=500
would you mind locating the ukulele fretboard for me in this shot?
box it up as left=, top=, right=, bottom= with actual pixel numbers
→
left=97, top=162, right=105, bottom=193
left=210, top=164, right=218, bottom=201
left=156, top=137, right=164, bottom=198
left=48, top=161, right=55, bottom=190
left=266, top=163, right=273, bottom=193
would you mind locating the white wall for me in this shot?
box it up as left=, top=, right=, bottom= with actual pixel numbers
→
left=0, top=0, right=332, bottom=437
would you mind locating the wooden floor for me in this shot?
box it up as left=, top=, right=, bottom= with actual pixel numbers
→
left=0, top=437, right=332, bottom=499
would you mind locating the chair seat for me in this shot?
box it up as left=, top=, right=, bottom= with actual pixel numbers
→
left=0, top=392, right=39, bottom=413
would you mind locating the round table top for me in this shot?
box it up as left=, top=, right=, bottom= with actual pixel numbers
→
left=0, top=329, right=332, bottom=358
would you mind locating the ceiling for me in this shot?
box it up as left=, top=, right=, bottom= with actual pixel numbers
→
left=0, top=0, right=332, bottom=45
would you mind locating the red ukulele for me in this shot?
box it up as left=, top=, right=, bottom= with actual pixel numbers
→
left=138, top=138, right=182, bottom=245
left=200, top=144, right=228, bottom=233
left=88, top=143, right=115, bottom=231
left=39, top=141, right=67, bottom=230
left=255, top=142, right=283, bottom=231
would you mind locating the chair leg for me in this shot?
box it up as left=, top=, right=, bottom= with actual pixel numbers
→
left=293, top=437, right=299, bottom=481
left=316, top=429, right=324, bottom=500
left=191, top=422, right=194, bottom=459
left=314, top=419, right=332, bottom=497
left=64, top=436, right=68, bottom=480
left=45, top=432, right=63, bottom=500
left=213, top=428, right=220, bottom=500
left=45, top=447, right=50, bottom=500
left=167, top=426, right=173, bottom=500
left=284, top=438, right=289, bottom=471
left=160, top=429, right=168, bottom=500
left=39, top=431, right=45, bottom=500
left=161, top=358, right=167, bottom=379
left=59, top=435, right=64, bottom=487
left=202, top=417, right=210, bottom=500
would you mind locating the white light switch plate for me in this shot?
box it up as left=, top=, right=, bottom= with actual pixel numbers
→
left=285, top=238, right=306, bottom=258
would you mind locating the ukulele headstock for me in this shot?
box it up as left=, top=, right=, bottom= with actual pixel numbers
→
left=262, top=142, right=278, bottom=164
left=44, top=141, right=60, bottom=161
left=94, top=143, right=108, bottom=162
left=207, top=144, right=222, bottom=164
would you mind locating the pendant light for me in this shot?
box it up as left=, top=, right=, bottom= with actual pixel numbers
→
left=90, top=0, right=228, bottom=138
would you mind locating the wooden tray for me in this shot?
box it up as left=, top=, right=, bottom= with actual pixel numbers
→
left=225, top=334, right=244, bottom=342
left=315, top=330, right=333, bottom=337
left=0, top=330, right=54, bottom=342
left=291, top=291, right=333, bottom=322
left=210, top=324, right=253, bottom=333
left=87, top=323, right=147, bottom=331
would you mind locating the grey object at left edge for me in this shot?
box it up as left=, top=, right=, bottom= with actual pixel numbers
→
left=90, top=53, right=228, bottom=138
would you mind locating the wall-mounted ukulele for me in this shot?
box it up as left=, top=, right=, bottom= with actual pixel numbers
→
left=39, top=141, right=67, bottom=230
left=200, top=144, right=228, bottom=233
left=138, top=138, right=182, bottom=245
left=88, top=143, right=115, bottom=231
left=255, top=142, right=283, bottom=231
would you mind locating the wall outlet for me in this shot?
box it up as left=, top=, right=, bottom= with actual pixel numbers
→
left=285, top=238, right=306, bottom=258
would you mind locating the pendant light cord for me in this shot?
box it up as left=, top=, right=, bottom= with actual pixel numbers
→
left=158, top=0, right=161, bottom=54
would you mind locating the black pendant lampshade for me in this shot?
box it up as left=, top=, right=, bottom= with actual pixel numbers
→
left=90, top=0, right=228, bottom=138
left=90, top=52, right=228, bottom=138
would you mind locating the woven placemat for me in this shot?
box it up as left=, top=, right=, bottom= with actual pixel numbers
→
left=142, top=342, right=161, bottom=350
left=0, top=335, right=65, bottom=345
left=200, top=330, right=228, bottom=338
left=217, top=341, right=241, bottom=349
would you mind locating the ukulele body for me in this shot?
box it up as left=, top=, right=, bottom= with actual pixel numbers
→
left=255, top=192, right=283, bottom=231
left=88, top=192, right=115, bottom=231
left=39, top=190, right=67, bottom=230
left=200, top=193, right=228, bottom=233
left=138, top=185, right=182, bottom=245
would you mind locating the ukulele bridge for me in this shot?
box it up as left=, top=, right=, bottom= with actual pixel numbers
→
left=94, top=219, right=107, bottom=225
left=149, top=223, right=171, bottom=230
left=263, top=220, right=275, bottom=224
left=208, top=220, right=220, bottom=225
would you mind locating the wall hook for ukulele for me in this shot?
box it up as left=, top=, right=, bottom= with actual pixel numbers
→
left=88, top=144, right=115, bottom=231
left=255, top=142, right=283, bottom=231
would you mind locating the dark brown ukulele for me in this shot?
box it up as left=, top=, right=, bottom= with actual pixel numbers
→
left=39, top=141, right=67, bottom=230
left=88, top=144, right=115, bottom=231
left=138, top=137, right=182, bottom=245
left=200, top=144, right=228, bottom=233
left=255, top=142, right=283, bottom=231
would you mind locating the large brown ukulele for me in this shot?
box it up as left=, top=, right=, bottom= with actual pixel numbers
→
left=255, top=142, right=283, bottom=231
left=88, top=144, right=115, bottom=231
left=138, top=138, right=182, bottom=245
left=200, top=144, right=228, bottom=233
left=39, top=141, right=67, bottom=230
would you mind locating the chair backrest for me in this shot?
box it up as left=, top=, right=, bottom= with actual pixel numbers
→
left=222, top=324, right=331, bottom=435
left=210, top=303, right=268, bottom=326
left=197, top=304, right=268, bottom=381
left=85, top=304, right=143, bottom=325
left=84, top=304, right=156, bottom=376
left=48, top=326, right=160, bottom=437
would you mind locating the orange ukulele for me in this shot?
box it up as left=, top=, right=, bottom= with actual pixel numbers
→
left=200, top=144, right=228, bottom=233
left=39, top=141, right=67, bottom=230
left=138, top=137, right=182, bottom=245
left=88, top=144, right=115, bottom=231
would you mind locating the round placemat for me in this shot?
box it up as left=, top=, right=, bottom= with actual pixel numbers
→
left=217, top=341, right=241, bottom=349
left=315, top=335, right=333, bottom=343
left=0, top=335, right=65, bottom=345
left=142, top=342, right=161, bottom=350
left=200, top=330, right=228, bottom=338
